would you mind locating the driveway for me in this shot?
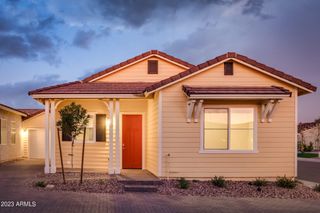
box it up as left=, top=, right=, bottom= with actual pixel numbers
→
left=0, top=160, right=320, bottom=213
left=298, top=159, right=320, bottom=183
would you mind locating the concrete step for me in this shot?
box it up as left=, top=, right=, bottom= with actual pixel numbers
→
left=124, top=185, right=158, bottom=192
left=119, top=180, right=162, bottom=185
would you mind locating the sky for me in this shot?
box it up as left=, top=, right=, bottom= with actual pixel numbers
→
left=0, top=0, right=319, bottom=122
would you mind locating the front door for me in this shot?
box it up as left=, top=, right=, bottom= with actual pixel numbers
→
left=122, top=114, right=142, bottom=169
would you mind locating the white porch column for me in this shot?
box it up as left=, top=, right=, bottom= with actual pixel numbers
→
left=50, top=100, right=56, bottom=173
left=108, top=100, right=114, bottom=174
left=44, top=100, right=50, bottom=173
left=115, top=99, right=120, bottom=174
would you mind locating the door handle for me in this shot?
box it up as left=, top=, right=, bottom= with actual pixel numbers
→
left=122, top=143, right=125, bottom=150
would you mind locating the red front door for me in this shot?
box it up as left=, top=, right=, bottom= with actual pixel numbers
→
left=122, top=115, right=142, bottom=169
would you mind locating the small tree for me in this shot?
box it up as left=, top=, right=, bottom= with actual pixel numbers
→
left=56, top=102, right=89, bottom=183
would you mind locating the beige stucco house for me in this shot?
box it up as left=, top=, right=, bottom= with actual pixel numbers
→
left=28, top=50, right=316, bottom=180
left=0, top=103, right=27, bottom=163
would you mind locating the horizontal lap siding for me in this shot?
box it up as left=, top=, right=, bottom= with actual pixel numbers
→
left=97, top=57, right=186, bottom=82
left=161, top=62, right=296, bottom=179
left=146, top=93, right=159, bottom=176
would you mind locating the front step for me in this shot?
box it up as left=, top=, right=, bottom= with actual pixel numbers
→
left=124, top=185, right=158, bottom=192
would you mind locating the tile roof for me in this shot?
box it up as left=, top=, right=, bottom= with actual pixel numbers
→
left=82, top=50, right=195, bottom=83
left=0, top=103, right=27, bottom=116
left=18, top=109, right=44, bottom=119
left=182, top=85, right=292, bottom=96
left=29, top=82, right=154, bottom=95
left=145, top=52, right=317, bottom=94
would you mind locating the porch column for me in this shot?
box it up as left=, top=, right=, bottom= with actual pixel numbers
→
left=44, top=100, right=50, bottom=173
left=108, top=99, right=114, bottom=174
left=50, top=100, right=56, bottom=173
left=115, top=99, right=120, bottom=174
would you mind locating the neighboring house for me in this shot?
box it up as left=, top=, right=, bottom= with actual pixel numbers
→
left=298, top=121, right=320, bottom=150
left=0, top=103, right=27, bottom=163
left=29, top=50, right=316, bottom=179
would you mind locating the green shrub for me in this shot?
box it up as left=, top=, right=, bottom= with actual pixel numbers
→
left=252, top=178, right=268, bottom=187
left=276, top=176, right=297, bottom=189
left=211, top=176, right=226, bottom=188
left=177, top=178, right=189, bottom=189
left=314, top=184, right=320, bottom=192
left=35, top=181, right=46, bottom=188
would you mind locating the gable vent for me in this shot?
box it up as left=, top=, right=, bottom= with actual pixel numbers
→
left=148, top=60, right=158, bottom=74
left=224, top=62, right=233, bottom=75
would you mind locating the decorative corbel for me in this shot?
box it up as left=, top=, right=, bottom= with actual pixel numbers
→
left=186, top=100, right=196, bottom=123
left=193, top=100, right=203, bottom=123
left=261, top=100, right=279, bottom=123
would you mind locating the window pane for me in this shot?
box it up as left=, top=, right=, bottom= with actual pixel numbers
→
left=230, top=129, right=253, bottom=150
left=76, top=128, right=94, bottom=142
left=204, top=129, right=228, bottom=150
left=1, top=119, right=7, bottom=145
left=204, top=109, right=228, bottom=129
left=230, top=108, right=254, bottom=129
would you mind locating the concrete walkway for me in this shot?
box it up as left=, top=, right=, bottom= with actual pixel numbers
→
left=0, top=159, right=320, bottom=213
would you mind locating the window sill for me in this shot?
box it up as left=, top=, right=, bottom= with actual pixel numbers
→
left=199, top=150, right=258, bottom=154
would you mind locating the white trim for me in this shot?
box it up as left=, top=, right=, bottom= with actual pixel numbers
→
left=145, top=57, right=313, bottom=96
left=120, top=112, right=146, bottom=170
left=108, top=100, right=114, bottom=174
left=88, top=54, right=190, bottom=82
left=294, top=89, right=298, bottom=177
left=44, top=100, right=50, bottom=173
left=115, top=99, right=120, bottom=174
left=200, top=105, right=258, bottom=154
left=187, top=94, right=290, bottom=99
left=50, top=100, right=56, bottom=173
left=31, top=94, right=144, bottom=99
left=157, top=91, right=163, bottom=176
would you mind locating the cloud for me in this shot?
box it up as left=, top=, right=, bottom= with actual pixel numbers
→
left=0, top=1, right=62, bottom=64
left=0, top=75, right=64, bottom=108
left=242, top=0, right=272, bottom=19
left=73, top=30, right=96, bottom=49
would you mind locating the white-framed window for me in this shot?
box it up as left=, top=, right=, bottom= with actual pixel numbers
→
left=0, top=118, right=7, bottom=145
left=200, top=107, right=257, bottom=153
left=75, top=113, right=95, bottom=143
left=10, top=121, right=16, bottom=145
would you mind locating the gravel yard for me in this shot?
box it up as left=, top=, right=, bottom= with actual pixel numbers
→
left=31, top=173, right=320, bottom=199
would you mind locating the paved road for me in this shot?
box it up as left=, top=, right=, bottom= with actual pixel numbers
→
left=298, top=160, right=320, bottom=183
left=0, top=160, right=319, bottom=213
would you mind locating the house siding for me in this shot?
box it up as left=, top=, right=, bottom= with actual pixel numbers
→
left=0, top=109, right=23, bottom=163
left=96, top=57, right=187, bottom=82
left=160, top=62, right=296, bottom=179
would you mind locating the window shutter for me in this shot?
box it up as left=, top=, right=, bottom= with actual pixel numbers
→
left=224, top=62, right=233, bottom=75
left=148, top=60, right=158, bottom=74
left=96, top=114, right=106, bottom=142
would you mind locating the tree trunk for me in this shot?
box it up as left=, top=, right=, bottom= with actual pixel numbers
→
left=71, top=139, right=74, bottom=169
left=57, top=129, right=66, bottom=184
left=80, top=127, right=86, bottom=184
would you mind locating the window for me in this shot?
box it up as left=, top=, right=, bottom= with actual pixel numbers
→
left=224, top=62, right=233, bottom=75
left=96, top=114, right=106, bottom=142
left=202, top=108, right=255, bottom=152
left=148, top=60, right=158, bottom=74
left=75, top=114, right=95, bottom=142
left=0, top=119, right=7, bottom=145
left=11, top=121, right=16, bottom=144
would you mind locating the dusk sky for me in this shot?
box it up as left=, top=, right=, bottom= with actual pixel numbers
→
left=0, top=0, right=319, bottom=122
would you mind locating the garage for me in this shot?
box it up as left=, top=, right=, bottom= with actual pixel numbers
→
left=28, top=129, right=45, bottom=159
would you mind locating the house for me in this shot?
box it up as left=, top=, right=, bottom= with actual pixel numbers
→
left=29, top=50, right=317, bottom=179
left=298, top=121, right=320, bottom=150
left=0, top=103, right=27, bottom=163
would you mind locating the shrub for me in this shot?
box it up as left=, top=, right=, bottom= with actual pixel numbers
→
left=211, top=176, right=226, bottom=188
left=276, top=176, right=297, bottom=189
left=177, top=178, right=189, bottom=189
left=252, top=178, right=268, bottom=187
left=314, top=184, right=320, bottom=192
left=35, top=181, right=46, bottom=188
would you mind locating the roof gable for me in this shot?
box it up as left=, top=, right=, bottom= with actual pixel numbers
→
left=145, top=52, right=317, bottom=95
left=0, top=103, right=27, bottom=117
left=83, top=50, right=195, bottom=83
